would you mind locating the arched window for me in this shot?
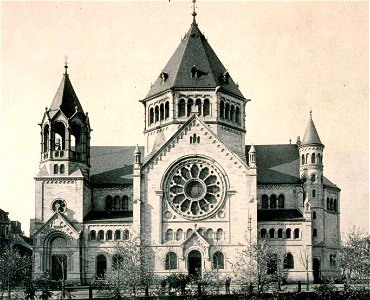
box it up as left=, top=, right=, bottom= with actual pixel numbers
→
left=123, top=229, right=129, bottom=240
left=313, top=211, right=316, bottom=219
left=278, top=194, right=285, bottom=208
left=203, top=99, right=210, bottom=116
left=334, top=199, right=337, bottom=212
left=294, top=228, right=300, bottom=239
left=59, top=164, right=65, bottom=174
left=330, top=198, right=333, bottom=211
left=317, top=153, right=322, bottom=164
left=262, top=195, right=268, bottom=209
left=149, top=107, right=154, bottom=125
left=220, top=101, right=225, bottom=118
left=165, top=101, right=170, bottom=119
left=178, top=99, right=186, bottom=117
left=43, top=125, right=49, bottom=153
left=311, top=153, right=316, bottom=164
left=313, top=228, right=317, bottom=237
left=311, top=174, right=316, bottom=182
left=106, top=230, right=112, bottom=240
left=197, top=228, right=204, bottom=236
left=269, top=228, right=275, bottom=239
left=207, top=228, right=213, bottom=240
left=267, top=253, right=278, bottom=275
left=176, top=229, right=183, bottom=241
left=216, top=228, right=223, bottom=241
left=286, top=228, right=291, bottom=239
left=106, top=196, right=113, bottom=210
left=301, top=154, right=305, bottom=165
left=312, top=189, right=316, bottom=197
left=230, top=105, right=235, bottom=121
left=225, top=103, right=230, bottom=120
left=196, top=99, right=202, bottom=115
left=114, top=230, right=121, bottom=240
left=283, top=253, right=294, bottom=269
left=114, top=196, right=122, bottom=210
left=54, top=164, right=58, bottom=174
left=96, top=255, right=107, bottom=279
left=112, top=254, right=123, bottom=270
left=122, top=196, right=129, bottom=211
left=98, top=230, right=104, bottom=240
left=277, top=228, right=283, bottom=238
left=270, top=194, right=277, bottom=209
left=90, top=230, right=96, bottom=240
left=187, top=99, right=194, bottom=117
left=236, top=106, right=240, bottom=124
left=213, top=251, right=225, bottom=269
left=54, top=122, right=66, bottom=150
left=306, top=153, right=309, bottom=164
left=166, top=229, right=173, bottom=241
left=327, top=197, right=330, bottom=210
left=160, top=103, right=164, bottom=121
left=186, top=229, right=193, bottom=239
left=165, top=252, right=177, bottom=270
left=261, top=229, right=267, bottom=239
left=155, top=106, right=159, bottom=122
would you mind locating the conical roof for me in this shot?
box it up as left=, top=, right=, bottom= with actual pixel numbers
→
left=144, top=22, right=245, bottom=100
left=49, top=70, right=84, bottom=119
left=301, top=114, right=322, bottom=146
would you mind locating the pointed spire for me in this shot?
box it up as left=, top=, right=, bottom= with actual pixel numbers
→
left=249, top=144, right=256, bottom=153
left=192, top=0, right=197, bottom=25
left=64, top=55, right=68, bottom=75
left=301, top=111, right=323, bottom=146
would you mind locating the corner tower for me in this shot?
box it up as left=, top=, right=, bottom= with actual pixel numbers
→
left=140, top=6, right=249, bottom=159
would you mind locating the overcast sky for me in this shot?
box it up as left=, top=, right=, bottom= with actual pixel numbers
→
left=1, top=1, right=368, bottom=235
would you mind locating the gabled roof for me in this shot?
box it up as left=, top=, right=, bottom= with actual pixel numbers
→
left=144, top=22, right=244, bottom=100
left=301, top=115, right=322, bottom=146
left=49, top=72, right=84, bottom=119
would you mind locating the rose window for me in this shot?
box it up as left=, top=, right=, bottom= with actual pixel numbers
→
left=51, top=199, right=67, bottom=213
left=164, top=158, right=227, bottom=220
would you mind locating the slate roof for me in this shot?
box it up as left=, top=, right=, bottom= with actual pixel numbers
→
left=49, top=73, right=84, bottom=119
left=301, top=116, right=322, bottom=146
left=144, top=22, right=244, bottom=100
left=84, top=210, right=133, bottom=222
left=258, top=209, right=304, bottom=222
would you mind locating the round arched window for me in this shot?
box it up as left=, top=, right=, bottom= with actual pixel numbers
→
left=164, top=157, right=227, bottom=220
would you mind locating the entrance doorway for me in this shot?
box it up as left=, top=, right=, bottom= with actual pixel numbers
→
left=51, top=254, right=67, bottom=281
left=96, top=255, right=107, bottom=279
left=313, top=258, right=320, bottom=283
left=188, top=250, right=202, bottom=277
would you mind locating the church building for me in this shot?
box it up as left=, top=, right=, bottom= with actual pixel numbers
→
left=31, top=4, right=341, bottom=285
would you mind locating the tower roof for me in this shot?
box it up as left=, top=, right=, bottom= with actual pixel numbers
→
left=49, top=67, right=84, bottom=119
left=144, top=21, right=245, bottom=100
left=301, top=113, right=322, bottom=146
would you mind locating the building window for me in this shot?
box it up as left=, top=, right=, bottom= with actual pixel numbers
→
left=286, top=228, right=291, bottom=239
left=283, top=252, right=294, bottom=269
left=267, top=253, right=278, bottom=275
left=213, top=251, right=225, bottom=269
left=301, top=154, right=305, bottom=165
left=114, top=196, right=122, bottom=210
left=90, top=230, right=96, bottom=240
left=312, top=211, right=316, bottom=219
left=196, top=99, right=202, bottom=115
left=106, top=196, right=113, bottom=210
left=112, top=254, right=123, bottom=270
left=262, top=195, right=268, bottom=209
left=114, top=230, right=121, bottom=240
left=270, top=194, right=277, bottom=209
left=306, top=153, right=309, bottom=164
left=166, top=229, right=173, bottom=241
left=165, top=252, right=177, bottom=270
left=98, top=230, right=104, bottom=240
left=330, top=198, right=333, bottom=211
left=216, top=228, right=223, bottom=241
left=294, top=228, right=300, bottom=239
left=123, top=229, right=129, bottom=240
left=311, top=153, right=316, bottom=164
left=330, top=254, right=336, bottom=267
left=122, top=196, right=129, bottom=211
left=206, top=228, right=213, bottom=240
left=165, top=101, right=170, bottom=119
left=311, top=174, right=316, bottom=182
left=220, top=101, right=224, bottom=118
left=230, top=105, right=235, bottom=121
left=186, top=229, right=193, bottom=239
left=327, top=197, right=330, bottom=210
left=269, top=228, right=275, bottom=239
left=203, top=99, right=210, bottom=116
left=176, top=229, right=183, bottom=241
left=313, top=228, right=317, bottom=237
left=261, top=229, right=267, bottom=239
left=277, top=228, right=283, bottom=238
left=278, top=194, right=285, bottom=208
left=59, top=164, right=65, bottom=174
left=96, top=255, right=107, bottom=279
left=236, top=106, right=241, bottom=124
left=178, top=99, right=186, bottom=117
left=312, top=189, right=316, bottom=197
left=187, top=99, right=194, bottom=117
left=106, top=230, right=112, bottom=240
left=225, top=103, right=230, bottom=120
left=149, top=107, right=154, bottom=125
left=54, top=164, right=58, bottom=174
left=334, top=199, right=337, bottom=212
left=160, top=103, right=164, bottom=121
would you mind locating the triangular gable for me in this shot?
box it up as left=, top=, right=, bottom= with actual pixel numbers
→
left=36, top=165, right=49, bottom=177
left=34, top=212, right=80, bottom=239
left=142, top=114, right=249, bottom=173
left=181, top=229, right=210, bottom=259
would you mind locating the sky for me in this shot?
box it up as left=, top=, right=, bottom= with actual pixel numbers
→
left=1, top=1, right=369, bottom=236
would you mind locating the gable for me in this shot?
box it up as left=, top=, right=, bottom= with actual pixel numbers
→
left=34, top=212, right=80, bottom=239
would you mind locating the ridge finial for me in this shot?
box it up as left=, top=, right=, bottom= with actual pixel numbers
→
left=64, top=55, right=68, bottom=75
left=192, top=0, right=197, bottom=25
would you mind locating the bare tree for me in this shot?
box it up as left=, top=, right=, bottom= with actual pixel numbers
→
left=0, top=244, right=32, bottom=299
left=298, top=245, right=311, bottom=291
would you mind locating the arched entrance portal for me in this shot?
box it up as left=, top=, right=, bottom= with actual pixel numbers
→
left=188, top=250, right=202, bottom=277
left=313, top=258, right=320, bottom=283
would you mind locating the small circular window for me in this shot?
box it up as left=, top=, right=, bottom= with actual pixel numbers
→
left=51, top=199, right=67, bottom=213
left=164, top=157, right=227, bottom=220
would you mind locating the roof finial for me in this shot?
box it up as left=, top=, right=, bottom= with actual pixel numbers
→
left=310, top=108, right=312, bottom=119
left=192, top=0, right=197, bottom=25
left=64, top=55, right=68, bottom=75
